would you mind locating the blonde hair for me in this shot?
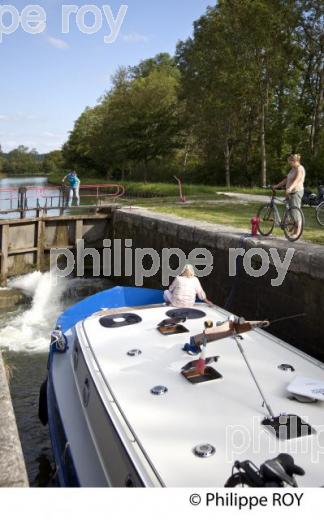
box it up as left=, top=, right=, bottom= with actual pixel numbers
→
left=289, top=154, right=301, bottom=163
left=180, top=264, right=195, bottom=278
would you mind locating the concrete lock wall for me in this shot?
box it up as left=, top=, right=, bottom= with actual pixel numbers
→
left=0, top=351, right=28, bottom=487
left=111, top=208, right=324, bottom=362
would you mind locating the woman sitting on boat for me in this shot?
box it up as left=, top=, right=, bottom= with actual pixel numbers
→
left=164, top=264, right=211, bottom=307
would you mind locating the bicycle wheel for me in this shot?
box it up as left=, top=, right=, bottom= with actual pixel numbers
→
left=316, top=202, right=324, bottom=227
left=283, top=207, right=304, bottom=242
left=257, top=204, right=275, bottom=236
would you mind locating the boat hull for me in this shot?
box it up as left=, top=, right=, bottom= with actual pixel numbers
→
left=44, top=286, right=324, bottom=487
left=46, top=287, right=165, bottom=487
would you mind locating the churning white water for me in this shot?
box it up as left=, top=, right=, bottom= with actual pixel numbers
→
left=0, top=272, right=67, bottom=352
left=0, top=272, right=109, bottom=352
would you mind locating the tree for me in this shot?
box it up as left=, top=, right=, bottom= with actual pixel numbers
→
left=0, top=145, right=5, bottom=173
left=4, top=146, right=41, bottom=174
left=130, top=53, right=177, bottom=79
left=42, top=150, right=65, bottom=173
left=177, top=1, right=301, bottom=186
left=62, top=106, right=106, bottom=174
left=64, top=58, right=182, bottom=181
left=296, top=0, right=324, bottom=159
left=61, top=2, right=322, bottom=186
left=177, top=7, right=248, bottom=186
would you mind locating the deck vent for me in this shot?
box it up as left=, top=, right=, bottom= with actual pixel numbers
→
left=193, top=444, right=216, bottom=458
left=182, top=357, right=219, bottom=372
left=151, top=386, right=168, bottom=396
left=127, top=349, right=142, bottom=357
left=182, top=366, right=223, bottom=384
left=158, top=324, right=189, bottom=336
left=278, top=364, right=295, bottom=372
left=99, top=313, right=142, bottom=328
left=166, top=308, right=206, bottom=320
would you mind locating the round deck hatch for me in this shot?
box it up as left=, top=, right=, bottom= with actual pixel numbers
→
left=290, top=393, right=317, bottom=404
left=193, top=444, right=216, bottom=458
left=99, top=313, right=142, bottom=328
left=166, top=309, right=206, bottom=320
left=151, top=386, right=168, bottom=395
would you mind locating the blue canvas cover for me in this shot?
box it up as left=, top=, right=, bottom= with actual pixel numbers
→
left=57, top=286, right=164, bottom=332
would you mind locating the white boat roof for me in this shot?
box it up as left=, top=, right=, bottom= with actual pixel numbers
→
left=80, top=303, right=324, bottom=487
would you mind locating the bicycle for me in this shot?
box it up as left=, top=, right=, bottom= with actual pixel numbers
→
left=257, top=187, right=305, bottom=242
left=316, top=200, right=324, bottom=227
left=224, top=453, right=305, bottom=487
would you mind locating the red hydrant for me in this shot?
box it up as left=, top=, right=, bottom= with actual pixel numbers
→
left=251, top=216, right=259, bottom=236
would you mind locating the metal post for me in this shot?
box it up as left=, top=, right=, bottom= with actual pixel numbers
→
left=174, top=176, right=186, bottom=203
left=36, top=215, right=44, bottom=270
left=18, top=187, right=27, bottom=219
left=60, top=185, right=67, bottom=214
left=58, top=186, right=62, bottom=211
left=232, top=333, right=275, bottom=418
left=0, top=224, right=9, bottom=286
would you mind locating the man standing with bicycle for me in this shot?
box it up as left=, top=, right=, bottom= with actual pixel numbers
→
left=273, top=154, right=305, bottom=239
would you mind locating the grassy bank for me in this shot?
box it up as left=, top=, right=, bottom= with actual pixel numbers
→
left=47, top=173, right=268, bottom=197
left=46, top=174, right=324, bottom=244
left=130, top=199, right=324, bottom=246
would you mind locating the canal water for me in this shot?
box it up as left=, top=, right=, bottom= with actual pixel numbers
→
left=0, top=177, right=59, bottom=485
left=0, top=175, right=60, bottom=218
left=0, top=176, right=116, bottom=486
left=0, top=272, right=113, bottom=486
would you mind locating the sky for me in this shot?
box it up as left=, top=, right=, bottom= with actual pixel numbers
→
left=0, top=0, right=214, bottom=154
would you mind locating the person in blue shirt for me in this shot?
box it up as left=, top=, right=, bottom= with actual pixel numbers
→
left=62, top=171, right=81, bottom=207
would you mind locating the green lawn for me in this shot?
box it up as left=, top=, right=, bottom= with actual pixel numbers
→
left=47, top=175, right=324, bottom=245
left=126, top=198, right=324, bottom=245
left=47, top=174, right=267, bottom=198
left=46, top=175, right=317, bottom=198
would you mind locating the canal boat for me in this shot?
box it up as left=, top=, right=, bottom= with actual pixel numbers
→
left=40, top=286, right=324, bottom=487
